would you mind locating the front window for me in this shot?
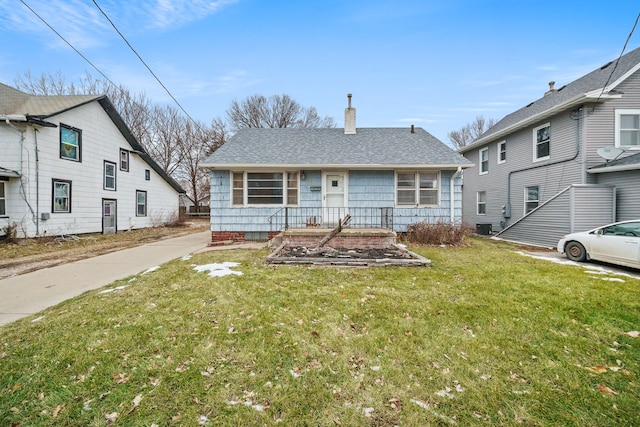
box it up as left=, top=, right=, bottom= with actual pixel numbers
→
left=479, top=147, right=489, bottom=174
left=533, top=123, right=550, bottom=161
left=525, top=186, right=539, bottom=214
left=104, top=161, right=116, bottom=190
left=136, top=190, right=147, bottom=216
left=477, top=191, right=486, bottom=215
left=0, top=182, right=5, bottom=216
left=498, top=141, right=506, bottom=164
left=60, top=125, right=81, bottom=162
left=396, top=171, right=439, bottom=206
left=232, top=171, right=299, bottom=206
left=52, top=179, right=71, bottom=213
left=120, top=149, right=130, bottom=171
left=615, top=109, right=640, bottom=148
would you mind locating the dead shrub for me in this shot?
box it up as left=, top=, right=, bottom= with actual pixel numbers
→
left=405, top=221, right=474, bottom=246
left=1, top=222, right=19, bottom=244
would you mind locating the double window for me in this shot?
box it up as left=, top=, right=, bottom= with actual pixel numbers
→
left=0, top=182, right=5, bottom=216
left=525, top=186, right=539, bottom=214
left=533, top=123, right=550, bottom=161
left=615, top=109, right=640, bottom=148
left=477, top=191, right=487, bottom=215
left=479, top=147, right=489, bottom=174
left=136, top=190, right=147, bottom=216
left=104, top=161, right=116, bottom=190
left=396, top=171, right=439, bottom=206
left=232, top=171, right=299, bottom=206
left=60, top=124, right=81, bottom=162
left=52, top=179, right=72, bottom=213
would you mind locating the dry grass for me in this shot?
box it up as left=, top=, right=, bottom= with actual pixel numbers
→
left=1, top=237, right=638, bottom=426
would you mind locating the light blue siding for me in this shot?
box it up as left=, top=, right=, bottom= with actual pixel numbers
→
left=210, top=169, right=463, bottom=234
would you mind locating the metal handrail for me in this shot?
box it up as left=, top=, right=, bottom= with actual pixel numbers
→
left=268, top=207, right=394, bottom=232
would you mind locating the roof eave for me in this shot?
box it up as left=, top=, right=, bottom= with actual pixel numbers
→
left=201, top=163, right=473, bottom=170
left=459, top=92, right=611, bottom=153
left=588, top=163, right=640, bottom=173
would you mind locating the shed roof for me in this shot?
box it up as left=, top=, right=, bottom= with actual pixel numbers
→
left=203, top=127, right=472, bottom=169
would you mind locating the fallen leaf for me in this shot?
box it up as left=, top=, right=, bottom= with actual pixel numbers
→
left=52, top=404, right=64, bottom=418
left=586, top=365, right=607, bottom=374
left=113, top=373, right=128, bottom=384
left=128, top=394, right=143, bottom=414
left=105, top=412, right=118, bottom=423
left=597, top=383, right=619, bottom=395
left=624, top=331, right=639, bottom=338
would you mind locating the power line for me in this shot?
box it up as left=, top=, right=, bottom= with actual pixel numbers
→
left=91, top=0, right=200, bottom=126
left=19, top=0, right=119, bottom=89
left=597, top=11, right=640, bottom=102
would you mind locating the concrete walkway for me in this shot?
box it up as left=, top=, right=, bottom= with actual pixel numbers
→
left=0, top=231, right=265, bottom=326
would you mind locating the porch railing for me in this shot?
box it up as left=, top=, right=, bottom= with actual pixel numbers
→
left=268, top=207, right=394, bottom=232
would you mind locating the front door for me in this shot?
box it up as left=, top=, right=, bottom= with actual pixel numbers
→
left=102, top=199, right=116, bottom=235
left=323, top=172, right=347, bottom=225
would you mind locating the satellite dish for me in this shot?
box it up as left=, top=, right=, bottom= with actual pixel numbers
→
left=597, top=146, right=624, bottom=161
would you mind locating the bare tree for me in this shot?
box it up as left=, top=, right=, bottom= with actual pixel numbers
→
left=227, top=94, right=335, bottom=129
left=448, top=115, right=496, bottom=150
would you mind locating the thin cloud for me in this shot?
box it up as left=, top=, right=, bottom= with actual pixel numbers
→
left=138, top=0, right=239, bottom=29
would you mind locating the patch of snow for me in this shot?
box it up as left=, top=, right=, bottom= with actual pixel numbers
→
left=31, top=316, right=44, bottom=323
left=142, top=266, right=160, bottom=275
left=181, top=255, right=192, bottom=261
left=602, top=277, right=625, bottom=282
left=193, top=262, right=242, bottom=277
left=99, top=285, right=127, bottom=294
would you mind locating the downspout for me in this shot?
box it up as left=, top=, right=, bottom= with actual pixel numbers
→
left=450, top=166, right=462, bottom=223
left=503, top=106, right=583, bottom=224
left=34, top=128, right=40, bottom=236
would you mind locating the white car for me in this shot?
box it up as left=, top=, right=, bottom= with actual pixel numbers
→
left=557, top=220, right=640, bottom=269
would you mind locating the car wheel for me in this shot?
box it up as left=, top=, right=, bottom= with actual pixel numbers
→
left=565, top=241, right=587, bottom=262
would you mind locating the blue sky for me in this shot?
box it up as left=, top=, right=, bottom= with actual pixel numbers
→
left=1, top=0, right=639, bottom=144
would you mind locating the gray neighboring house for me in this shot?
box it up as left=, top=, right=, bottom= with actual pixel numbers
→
left=459, top=46, right=640, bottom=248
left=202, top=96, right=472, bottom=243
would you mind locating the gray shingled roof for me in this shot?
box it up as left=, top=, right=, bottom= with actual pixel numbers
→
left=589, top=151, right=640, bottom=173
left=460, top=45, right=640, bottom=152
left=203, top=127, right=472, bottom=169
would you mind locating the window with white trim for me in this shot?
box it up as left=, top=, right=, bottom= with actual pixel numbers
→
left=0, top=182, right=6, bottom=216
left=525, top=186, right=539, bottom=214
left=498, top=141, right=506, bottom=164
left=477, top=191, right=487, bottom=215
left=60, top=124, right=81, bottom=162
left=120, top=149, right=130, bottom=171
left=231, top=171, right=299, bottom=206
left=615, top=109, right=640, bottom=148
left=104, top=161, right=116, bottom=190
left=396, top=171, right=439, bottom=206
left=479, top=147, right=489, bottom=174
left=136, top=190, right=147, bottom=216
left=52, top=179, right=71, bottom=213
left=533, top=123, right=550, bottom=161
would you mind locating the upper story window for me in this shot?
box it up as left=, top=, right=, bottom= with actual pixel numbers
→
left=525, top=185, right=539, bottom=214
left=615, top=109, right=640, bottom=148
left=145, top=169, right=150, bottom=181
left=477, top=191, right=487, bottom=215
left=120, top=149, right=130, bottom=171
left=479, top=147, right=489, bottom=174
left=0, top=182, right=6, bottom=216
left=232, top=171, right=299, bottom=206
left=60, top=124, right=81, bottom=162
left=396, top=171, right=439, bottom=206
left=533, top=123, right=550, bottom=161
left=52, top=179, right=72, bottom=213
left=104, top=161, right=116, bottom=191
left=498, top=141, right=506, bottom=164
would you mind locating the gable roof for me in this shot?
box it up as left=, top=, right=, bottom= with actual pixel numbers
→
left=460, top=45, right=640, bottom=153
left=0, top=83, right=184, bottom=194
left=202, top=127, right=472, bottom=169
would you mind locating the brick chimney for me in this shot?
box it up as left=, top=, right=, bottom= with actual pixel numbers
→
left=344, top=93, right=356, bottom=134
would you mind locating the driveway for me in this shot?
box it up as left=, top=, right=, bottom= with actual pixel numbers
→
left=0, top=231, right=265, bottom=326
left=522, top=250, right=640, bottom=281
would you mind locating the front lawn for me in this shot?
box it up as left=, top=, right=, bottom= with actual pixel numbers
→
left=1, top=238, right=638, bottom=426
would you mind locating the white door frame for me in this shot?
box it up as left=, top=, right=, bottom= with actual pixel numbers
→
left=322, top=171, right=348, bottom=225
left=102, top=199, right=117, bottom=235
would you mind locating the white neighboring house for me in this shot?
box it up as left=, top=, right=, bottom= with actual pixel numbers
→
left=0, top=83, right=185, bottom=238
